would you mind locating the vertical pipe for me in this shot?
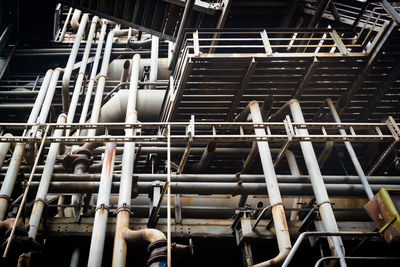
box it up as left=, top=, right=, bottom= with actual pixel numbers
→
left=28, top=114, right=67, bottom=238
left=79, top=22, right=107, bottom=126
left=325, top=98, right=374, bottom=200
left=112, top=54, right=140, bottom=267
left=70, top=247, right=80, bottom=267
left=249, top=101, right=292, bottom=267
left=70, top=9, right=82, bottom=33
left=65, top=16, right=99, bottom=137
left=0, top=69, right=59, bottom=220
left=62, top=13, right=89, bottom=113
left=167, top=124, right=172, bottom=267
left=0, top=134, right=12, bottom=170
left=87, top=29, right=117, bottom=137
left=88, top=142, right=116, bottom=267
left=288, top=99, right=346, bottom=266
left=149, top=36, right=159, bottom=89
left=58, top=7, right=73, bottom=42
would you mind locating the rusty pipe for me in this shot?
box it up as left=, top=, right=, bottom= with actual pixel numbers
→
left=61, top=13, right=89, bottom=113
left=249, top=101, right=292, bottom=266
left=88, top=142, right=117, bottom=267
left=112, top=54, right=140, bottom=267
left=123, top=228, right=166, bottom=244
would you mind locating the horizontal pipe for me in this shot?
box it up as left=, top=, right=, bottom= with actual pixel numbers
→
left=4, top=173, right=400, bottom=184
left=25, top=181, right=400, bottom=196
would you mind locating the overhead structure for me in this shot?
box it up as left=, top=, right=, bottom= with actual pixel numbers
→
left=0, top=1, right=400, bottom=266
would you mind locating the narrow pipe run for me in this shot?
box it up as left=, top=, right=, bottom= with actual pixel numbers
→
left=61, top=13, right=89, bottom=112
left=112, top=54, right=140, bottom=267
left=0, top=69, right=59, bottom=220
left=149, top=36, right=159, bottom=89
left=66, top=16, right=99, bottom=137
left=289, top=99, right=346, bottom=267
left=58, top=7, right=73, bottom=42
left=79, top=22, right=107, bottom=127
left=28, top=114, right=67, bottom=238
left=88, top=142, right=116, bottom=267
left=249, top=101, right=291, bottom=267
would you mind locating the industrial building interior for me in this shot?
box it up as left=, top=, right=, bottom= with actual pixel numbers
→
left=0, top=0, right=400, bottom=266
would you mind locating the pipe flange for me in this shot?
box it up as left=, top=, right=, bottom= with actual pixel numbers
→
left=147, top=239, right=167, bottom=252
left=95, top=204, right=109, bottom=212
left=317, top=200, right=332, bottom=207
left=115, top=204, right=132, bottom=214
left=34, top=198, right=47, bottom=205
left=0, top=194, right=11, bottom=201
left=147, top=240, right=167, bottom=266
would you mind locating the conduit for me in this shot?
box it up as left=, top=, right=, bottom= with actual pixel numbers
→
left=288, top=99, right=346, bottom=267
left=149, top=36, right=159, bottom=89
left=28, top=114, right=67, bottom=238
left=87, top=28, right=133, bottom=137
left=61, top=13, right=89, bottom=113
left=0, top=134, right=12, bottom=170
left=70, top=9, right=82, bottom=33
left=58, top=7, right=73, bottom=42
left=111, top=53, right=140, bottom=267
left=79, top=21, right=107, bottom=127
left=249, top=101, right=291, bottom=267
left=88, top=142, right=116, bottom=267
left=66, top=16, right=99, bottom=137
left=0, top=68, right=57, bottom=220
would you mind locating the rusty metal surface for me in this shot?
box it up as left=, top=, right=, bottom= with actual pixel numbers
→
left=364, top=188, right=400, bottom=243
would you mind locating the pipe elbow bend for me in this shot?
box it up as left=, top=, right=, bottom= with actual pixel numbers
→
left=252, top=247, right=291, bottom=267
left=122, top=228, right=166, bottom=245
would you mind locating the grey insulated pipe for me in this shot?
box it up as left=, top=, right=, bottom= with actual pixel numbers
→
left=66, top=16, right=99, bottom=137
left=112, top=54, right=140, bottom=267
left=87, top=142, right=116, bottom=267
left=79, top=22, right=107, bottom=127
left=28, top=114, right=67, bottom=238
left=249, top=101, right=291, bottom=267
left=0, top=69, right=57, bottom=220
left=0, top=134, right=12, bottom=170
left=61, top=13, right=89, bottom=113
left=325, top=98, right=374, bottom=200
left=288, top=99, right=347, bottom=267
left=70, top=9, right=82, bottom=33
left=149, top=36, right=159, bottom=89
left=87, top=28, right=132, bottom=137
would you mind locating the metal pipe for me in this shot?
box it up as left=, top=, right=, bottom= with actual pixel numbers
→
left=168, top=0, right=195, bottom=71
left=8, top=173, right=400, bottom=185
left=0, top=134, right=12, bottom=170
left=288, top=99, right=346, bottom=266
left=27, top=181, right=400, bottom=196
left=119, top=60, right=130, bottom=89
left=79, top=22, right=107, bottom=127
left=88, top=142, right=116, bottom=267
left=284, top=150, right=302, bottom=221
left=66, top=16, right=99, bottom=137
left=70, top=9, right=81, bottom=33
left=70, top=247, right=80, bottom=267
left=0, top=68, right=59, bottom=220
left=87, top=28, right=131, bottom=137
left=194, top=142, right=216, bottom=172
left=61, top=13, right=89, bottom=113
left=249, top=101, right=291, bottom=267
left=325, top=98, right=374, bottom=200
left=28, top=114, right=67, bottom=239
left=58, top=7, right=73, bottom=42
left=149, top=36, right=159, bottom=89
left=112, top=54, right=140, bottom=267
